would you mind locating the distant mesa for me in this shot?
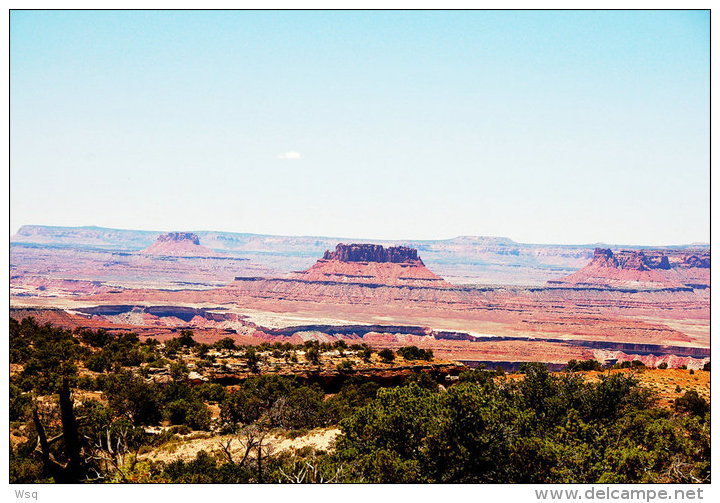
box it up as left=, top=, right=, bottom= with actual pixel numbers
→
left=159, top=232, right=201, bottom=245
left=140, top=232, right=221, bottom=257
left=291, top=243, right=450, bottom=287
left=553, top=247, right=709, bottom=289
left=591, top=248, right=670, bottom=271
left=591, top=248, right=706, bottom=272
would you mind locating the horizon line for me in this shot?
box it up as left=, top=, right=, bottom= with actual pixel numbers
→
left=10, top=223, right=710, bottom=249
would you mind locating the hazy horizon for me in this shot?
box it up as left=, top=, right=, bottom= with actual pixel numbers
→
left=10, top=222, right=710, bottom=248
left=11, top=11, right=710, bottom=245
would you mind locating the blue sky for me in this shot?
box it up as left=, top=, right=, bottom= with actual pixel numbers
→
left=10, top=10, right=709, bottom=245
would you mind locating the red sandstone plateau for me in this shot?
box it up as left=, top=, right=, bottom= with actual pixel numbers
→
left=9, top=230, right=710, bottom=369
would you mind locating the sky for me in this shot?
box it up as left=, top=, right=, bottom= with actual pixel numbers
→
left=10, top=10, right=710, bottom=245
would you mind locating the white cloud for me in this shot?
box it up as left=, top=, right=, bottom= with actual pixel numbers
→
left=276, top=151, right=302, bottom=160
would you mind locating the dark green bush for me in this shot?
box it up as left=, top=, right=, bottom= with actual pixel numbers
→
left=397, top=346, right=434, bottom=361
left=378, top=349, right=395, bottom=363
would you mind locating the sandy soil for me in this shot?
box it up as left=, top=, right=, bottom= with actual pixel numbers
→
left=142, top=427, right=341, bottom=464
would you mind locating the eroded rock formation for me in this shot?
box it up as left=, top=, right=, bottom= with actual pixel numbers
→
left=140, top=232, right=221, bottom=257
left=682, top=253, right=711, bottom=269
left=555, top=248, right=709, bottom=288
left=157, top=232, right=201, bottom=245
left=323, top=243, right=424, bottom=264
left=293, top=243, right=448, bottom=287
left=591, top=248, right=620, bottom=268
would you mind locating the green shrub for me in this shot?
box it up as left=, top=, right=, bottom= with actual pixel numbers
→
left=673, top=390, right=709, bottom=418
left=337, top=360, right=354, bottom=371
left=213, top=337, right=237, bottom=351
left=378, top=349, right=395, bottom=363
left=397, top=346, right=433, bottom=361
left=565, top=359, right=603, bottom=372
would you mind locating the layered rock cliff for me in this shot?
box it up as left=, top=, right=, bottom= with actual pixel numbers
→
left=610, top=249, right=671, bottom=271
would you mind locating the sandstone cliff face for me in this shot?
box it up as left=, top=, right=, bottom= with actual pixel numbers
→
left=556, top=248, right=709, bottom=288
left=612, top=249, right=670, bottom=271
left=592, top=248, right=620, bottom=268
left=323, top=243, right=424, bottom=265
left=593, top=248, right=704, bottom=271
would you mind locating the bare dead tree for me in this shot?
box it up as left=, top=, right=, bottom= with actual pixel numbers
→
left=218, top=424, right=267, bottom=470
left=32, top=406, right=60, bottom=479
left=256, top=433, right=264, bottom=483
left=32, top=378, right=84, bottom=483
left=253, top=426, right=275, bottom=483
left=666, top=456, right=709, bottom=484
left=58, top=378, right=82, bottom=481
left=218, top=438, right=236, bottom=465
left=278, top=454, right=345, bottom=483
left=82, top=422, right=143, bottom=482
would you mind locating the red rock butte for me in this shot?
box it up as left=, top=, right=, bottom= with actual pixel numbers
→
left=553, top=247, right=710, bottom=289
left=140, top=232, right=221, bottom=257
left=291, top=243, right=450, bottom=287
left=322, top=243, right=424, bottom=264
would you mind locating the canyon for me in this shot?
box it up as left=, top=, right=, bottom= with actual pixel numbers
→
left=10, top=226, right=710, bottom=369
